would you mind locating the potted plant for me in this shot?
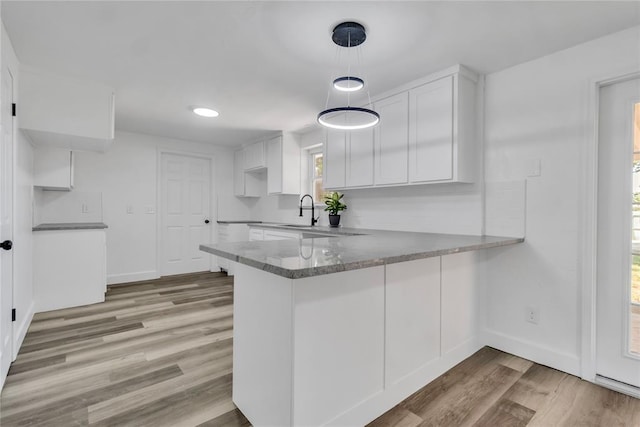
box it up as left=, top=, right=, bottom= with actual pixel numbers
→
left=324, top=191, right=347, bottom=227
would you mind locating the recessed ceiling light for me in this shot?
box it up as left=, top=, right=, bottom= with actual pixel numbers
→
left=192, top=107, right=219, bottom=118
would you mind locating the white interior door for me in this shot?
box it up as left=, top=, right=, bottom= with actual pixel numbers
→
left=596, top=76, right=640, bottom=391
left=0, top=68, right=14, bottom=389
left=160, top=153, right=212, bottom=276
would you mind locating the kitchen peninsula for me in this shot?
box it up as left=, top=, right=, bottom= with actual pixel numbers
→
left=200, top=227, right=523, bottom=426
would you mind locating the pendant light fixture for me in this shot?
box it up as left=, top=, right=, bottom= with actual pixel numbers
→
left=317, top=22, right=380, bottom=130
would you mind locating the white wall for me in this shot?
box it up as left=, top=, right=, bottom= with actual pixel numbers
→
left=3, top=23, right=35, bottom=357
left=482, top=25, right=640, bottom=376
left=72, top=131, right=249, bottom=284
left=249, top=128, right=484, bottom=234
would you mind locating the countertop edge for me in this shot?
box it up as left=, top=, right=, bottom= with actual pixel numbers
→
left=33, top=222, right=109, bottom=231
left=200, top=236, right=524, bottom=279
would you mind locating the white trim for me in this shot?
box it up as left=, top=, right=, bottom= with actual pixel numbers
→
left=107, top=270, right=159, bottom=285
left=156, top=149, right=217, bottom=278
left=595, top=375, right=640, bottom=399
left=483, top=329, right=581, bottom=377
left=581, top=69, right=640, bottom=383
left=12, top=301, right=33, bottom=360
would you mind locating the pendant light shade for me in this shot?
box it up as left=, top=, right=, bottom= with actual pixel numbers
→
left=333, top=76, right=364, bottom=92
left=317, top=107, right=379, bottom=130
left=318, top=21, right=379, bottom=131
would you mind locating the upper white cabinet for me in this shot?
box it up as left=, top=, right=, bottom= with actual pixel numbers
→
left=325, top=129, right=374, bottom=189
left=409, top=73, right=476, bottom=183
left=19, top=67, right=115, bottom=153
left=323, top=65, right=478, bottom=190
left=347, top=129, right=375, bottom=188
left=323, top=131, right=347, bottom=189
left=374, top=92, right=409, bottom=186
left=243, top=141, right=266, bottom=171
left=267, top=133, right=301, bottom=195
left=33, top=147, right=74, bottom=191
left=234, top=150, right=261, bottom=197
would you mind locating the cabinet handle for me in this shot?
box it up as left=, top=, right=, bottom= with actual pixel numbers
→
left=204, top=219, right=210, bottom=224
left=1, top=240, right=12, bottom=251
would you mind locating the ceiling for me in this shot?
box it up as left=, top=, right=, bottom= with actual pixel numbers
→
left=2, top=1, right=639, bottom=147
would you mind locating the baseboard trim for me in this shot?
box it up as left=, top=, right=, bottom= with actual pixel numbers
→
left=107, top=271, right=159, bottom=285
left=13, top=301, right=35, bottom=360
left=482, top=329, right=580, bottom=376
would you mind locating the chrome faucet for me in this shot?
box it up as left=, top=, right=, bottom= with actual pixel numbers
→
left=299, top=194, right=318, bottom=226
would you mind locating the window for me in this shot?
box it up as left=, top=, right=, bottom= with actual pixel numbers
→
left=309, top=147, right=326, bottom=202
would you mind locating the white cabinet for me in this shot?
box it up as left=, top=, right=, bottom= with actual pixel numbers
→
left=385, top=258, right=440, bottom=385
left=33, top=147, right=74, bottom=191
left=374, top=91, right=409, bottom=186
left=325, top=129, right=374, bottom=189
left=267, top=133, right=301, bottom=195
left=263, top=229, right=300, bottom=241
left=409, top=74, right=477, bottom=183
left=346, top=129, right=375, bottom=188
left=244, top=141, right=266, bottom=171
left=249, top=228, right=264, bottom=241
left=33, top=229, right=106, bottom=312
left=217, top=223, right=250, bottom=273
left=323, top=131, right=346, bottom=189
left=19, top=67, right=115, bottom=152
left=234, top=150, right=261, bottom=197
left=323, top=65, right=478, bottom=190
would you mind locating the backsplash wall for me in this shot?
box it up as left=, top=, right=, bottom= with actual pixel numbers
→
left=248, top=181, right=483, bottom=235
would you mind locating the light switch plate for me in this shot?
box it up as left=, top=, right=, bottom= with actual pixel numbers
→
left=527, top=159, right=541, bottom=177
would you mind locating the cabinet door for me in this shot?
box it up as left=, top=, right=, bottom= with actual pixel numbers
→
left=234, top=150, right=245, bottom=196
left=374, top=92, right=409, bottom=185
left=33, top=147, right=74, bottom=190
left=346, top=129, right=374, bottom=187
left=244, top=142, right=266, bottom=170
left=267, top=136, right=283, bottom=194
left=249, top=228, right=264, bottom=241
left=324, top=131, right=346, bottom=189
left=409, top=76, right=454, bottom=183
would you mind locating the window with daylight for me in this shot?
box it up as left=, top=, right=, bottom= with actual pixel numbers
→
left=310, top=148, right=326, bottom=202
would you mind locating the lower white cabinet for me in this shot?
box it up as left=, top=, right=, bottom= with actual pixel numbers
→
left=33, top=229, right=106, bottom=312
left=249, top=228, right=265, bottom=241
left=217, top=223, right=250, bottom=273
left=263, top=229, right=300, bottom=241
left=232, top=251, right=480, bottom=426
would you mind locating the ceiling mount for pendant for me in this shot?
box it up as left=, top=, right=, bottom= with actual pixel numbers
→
left=331, top=22, right=366, bottom=47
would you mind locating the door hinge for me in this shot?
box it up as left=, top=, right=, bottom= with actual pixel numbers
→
left=11, top=308, right=16, bottom=322
left=12, top=103, right=16, bottom=117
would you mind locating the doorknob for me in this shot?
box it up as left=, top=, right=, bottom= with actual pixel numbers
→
left=1, top=240, right=12, bottom=251
left=204, top=219, right=210, bottom=224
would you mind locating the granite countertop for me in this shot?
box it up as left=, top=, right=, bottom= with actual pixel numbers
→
left=200, top=226, right=524, bottom=279
left=33, top=222, right=109, bottom=231
left=217, top=220, right=263, bottom=224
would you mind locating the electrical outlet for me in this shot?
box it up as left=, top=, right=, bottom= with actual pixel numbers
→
left=526, top=305, right=539, bottom=324
left=81, top=203, right=89, bottom=213
left=126, top=205, right=134, bottom=214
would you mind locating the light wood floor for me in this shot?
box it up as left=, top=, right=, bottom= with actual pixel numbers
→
left=1, top=272, right=639, bottom=426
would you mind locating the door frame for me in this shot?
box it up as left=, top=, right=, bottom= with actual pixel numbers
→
left=156, top=149, right=217, bottom=278
left=581, top=69, right=640, bottom=393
